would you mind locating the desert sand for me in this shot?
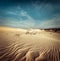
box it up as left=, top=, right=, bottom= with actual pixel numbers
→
left=0, top=26, right=60, bottom=61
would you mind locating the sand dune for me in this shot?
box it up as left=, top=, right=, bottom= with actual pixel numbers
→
left=0, top=27, right=60, bottom=61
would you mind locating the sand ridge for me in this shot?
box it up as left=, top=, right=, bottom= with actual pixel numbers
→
left=0, top=27, right=60, bottom=61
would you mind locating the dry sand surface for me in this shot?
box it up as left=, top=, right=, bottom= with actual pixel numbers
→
left=0, top=27, right=60, bottom=61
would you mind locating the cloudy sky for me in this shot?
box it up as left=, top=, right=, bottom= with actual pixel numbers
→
left=0, top=0, right=60, bottom=29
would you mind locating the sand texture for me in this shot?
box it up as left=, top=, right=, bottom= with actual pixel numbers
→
left=0, top=27, right=60, bottom=61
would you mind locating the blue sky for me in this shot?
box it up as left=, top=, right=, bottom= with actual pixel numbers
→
left=0, top=0, right=60, bottom=29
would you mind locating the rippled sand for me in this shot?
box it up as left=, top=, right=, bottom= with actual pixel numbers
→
left=0, top=27, right=60, bottom=61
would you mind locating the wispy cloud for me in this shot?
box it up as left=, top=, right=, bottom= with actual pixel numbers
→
left=32, top=1, right=54, bottom=11
left=38, top=17, right=60, bottom=28
left=0, top=9, right=35, bottom=28
left=7, top=11, right=17, bottom=15
left=0, top=3, right=60, bottom=29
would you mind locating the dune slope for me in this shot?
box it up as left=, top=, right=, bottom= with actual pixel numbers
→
left=0, top=27, right=60, bottom=61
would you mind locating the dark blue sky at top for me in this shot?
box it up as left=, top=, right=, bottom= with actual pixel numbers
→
left=0, top=0, right=60, bottom=29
